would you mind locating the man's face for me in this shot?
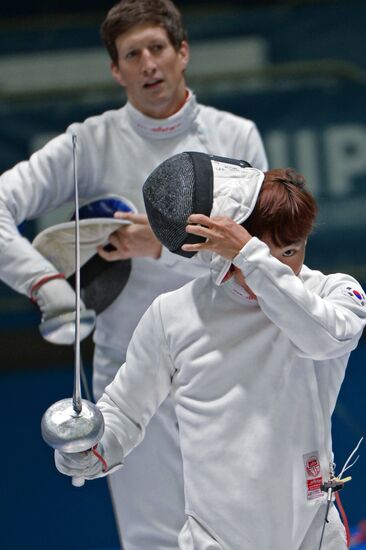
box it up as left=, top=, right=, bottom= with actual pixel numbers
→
left=111, top=23, right=189, bottom=119
left=261, top=234, right=307, bottom=276
left=234, top=235, right=307, bottom=296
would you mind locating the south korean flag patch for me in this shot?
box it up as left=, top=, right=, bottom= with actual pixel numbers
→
left=343, top=285, right=365, bottom=307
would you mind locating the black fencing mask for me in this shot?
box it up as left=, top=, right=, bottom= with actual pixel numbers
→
left=33, top=195, right=136, bottom=314
left=143, top=152, right=252, bottom=258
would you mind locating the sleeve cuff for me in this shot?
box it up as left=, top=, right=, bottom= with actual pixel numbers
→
left=232, top=237, right=264, bottom=276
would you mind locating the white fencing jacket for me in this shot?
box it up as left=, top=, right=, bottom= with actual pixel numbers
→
left=98, top=237, right=366, bottom=550
left=0, top=91, right=267, bottom=363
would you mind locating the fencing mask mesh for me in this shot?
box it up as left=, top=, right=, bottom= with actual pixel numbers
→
left=68, top=195, right=133, bottom=314
left=143, top=152, right=213, bottom=257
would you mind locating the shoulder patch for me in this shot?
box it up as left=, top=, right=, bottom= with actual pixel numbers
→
left=343, top=285, right=365, bottom=306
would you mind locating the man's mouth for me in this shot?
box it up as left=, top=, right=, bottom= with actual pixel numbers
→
left=143, top=78, right=164, bottom=89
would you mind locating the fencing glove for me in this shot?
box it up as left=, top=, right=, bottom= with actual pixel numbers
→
left=55, top=431, right=123, bottom=480
left=31, top=275, right=96, bottom=345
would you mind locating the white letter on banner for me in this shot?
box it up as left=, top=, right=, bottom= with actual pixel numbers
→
left=264, top=130, right=289, bottom=168
left=325, top=124, right=366, bottom=197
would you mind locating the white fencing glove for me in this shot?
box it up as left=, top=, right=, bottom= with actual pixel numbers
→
left=55, top=445, right=106, bottom=480
left=31, top=275, right=80, bottom=321
left=55, top=431, right=123, bottom=481
left=30, top=274, right=96, bottom=344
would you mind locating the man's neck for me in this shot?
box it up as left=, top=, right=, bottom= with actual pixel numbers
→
left=129, top=88, right=189, bottom=120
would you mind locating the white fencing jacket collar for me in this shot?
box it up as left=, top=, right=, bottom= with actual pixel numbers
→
left=125, top=89, right=198, bottom=140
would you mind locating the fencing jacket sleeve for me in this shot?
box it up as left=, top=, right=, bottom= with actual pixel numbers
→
left=233, top=237, right=366, bottom=360
left=97, top=297, right=174, bottom=456
left=0, top=134, right=79, bottom=295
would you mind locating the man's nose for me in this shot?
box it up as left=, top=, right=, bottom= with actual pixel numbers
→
left=141, top=49, right=157, bottom=73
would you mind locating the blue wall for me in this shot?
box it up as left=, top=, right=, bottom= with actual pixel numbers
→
left=1, top=364, right=119, bottom=550
left=0, top=2, right=365, bottom=548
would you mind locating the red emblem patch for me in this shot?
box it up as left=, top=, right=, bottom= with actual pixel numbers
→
left=306, top=456, right=321, bottom=477
left=303, top=451, right=323, bottom=500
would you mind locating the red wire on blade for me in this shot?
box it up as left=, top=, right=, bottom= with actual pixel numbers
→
left=335, top=491, right=351, bottom=548
left=92, top=444, right=108, bottom=472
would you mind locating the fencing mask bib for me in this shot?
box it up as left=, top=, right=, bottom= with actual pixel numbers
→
left=33, top=195, right=137, bottom=314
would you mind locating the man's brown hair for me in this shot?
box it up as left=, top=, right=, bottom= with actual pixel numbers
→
left=244, top=168, right=318, bottom=246
left=101, top=0, right=188, bottom=65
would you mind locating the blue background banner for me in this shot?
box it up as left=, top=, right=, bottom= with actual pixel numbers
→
left=0, top=1, right=365, bottom=548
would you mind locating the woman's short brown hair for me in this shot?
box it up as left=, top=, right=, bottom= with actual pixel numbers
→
left=101, top=0, right=188, bottom=65
left=243, top=168, right=318, bottom=246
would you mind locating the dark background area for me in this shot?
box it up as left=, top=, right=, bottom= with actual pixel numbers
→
left=0, top=1, right=365, bottom=549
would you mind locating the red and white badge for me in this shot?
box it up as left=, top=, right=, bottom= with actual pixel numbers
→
left=303, top=451, right=323, bottom=500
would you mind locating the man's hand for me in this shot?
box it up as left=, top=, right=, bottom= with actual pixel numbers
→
left=97, top=212, right=162, bottom=262
left=182, top=214, right=252, bottom=260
